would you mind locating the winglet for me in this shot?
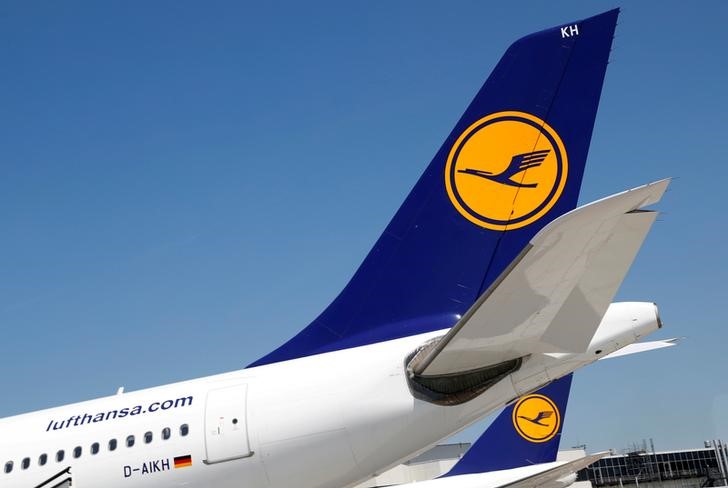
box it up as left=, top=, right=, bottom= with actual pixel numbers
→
left=442, top=374, right=573, bottom=477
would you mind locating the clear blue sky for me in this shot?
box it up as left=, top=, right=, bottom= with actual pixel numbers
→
left=1, top=1, right=727, bottom=453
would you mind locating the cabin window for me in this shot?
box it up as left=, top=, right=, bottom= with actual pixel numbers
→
left=56, top=450, right=64, bottom=462
left=126, top=435, right=135, bottom=448
left=91, top=442, right=100, bottom=455
left=21, top=458, right=30, bottom=470
left=73, top=446, right=82, bottom=459
left=4, top=461, right=12, bottom=474
left=180, top=424, right=189, bottom=436
left=109, top=439, right=117, bottom=451
left=144, top=431, right=153, bottom=444
left=39, top=454, right=47, bottom=466
left=162, top=427, right=171, bottom=440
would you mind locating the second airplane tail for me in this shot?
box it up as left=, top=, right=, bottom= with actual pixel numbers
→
left=443, top=374, right=573, bottom=477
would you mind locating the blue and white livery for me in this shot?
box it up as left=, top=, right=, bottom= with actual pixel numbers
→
left=0, top=9, right=676, bottom=488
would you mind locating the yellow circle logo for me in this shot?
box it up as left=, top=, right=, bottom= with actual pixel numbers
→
left=445, top=111, right=568, bottom=230
left=512, top=393, right=561, bottom=443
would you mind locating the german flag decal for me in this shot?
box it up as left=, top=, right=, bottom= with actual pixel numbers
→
left=173, top=455, right=192, bottom=468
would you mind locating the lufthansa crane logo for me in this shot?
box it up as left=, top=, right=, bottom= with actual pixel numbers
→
left=445, top=111, right=568, bottom=230
left=512, top=393, right=561, bottom=443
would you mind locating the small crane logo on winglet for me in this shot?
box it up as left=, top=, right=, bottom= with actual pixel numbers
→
left=457, top=149, right=551, bottom=188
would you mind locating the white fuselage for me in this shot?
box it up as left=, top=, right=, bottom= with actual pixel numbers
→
left=0, top=302, right=657, bottom=488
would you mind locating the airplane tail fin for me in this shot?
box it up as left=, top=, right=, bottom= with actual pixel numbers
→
left=443, top=374, right=574, bottom=477
left=251, top=10, right=619, bottom=367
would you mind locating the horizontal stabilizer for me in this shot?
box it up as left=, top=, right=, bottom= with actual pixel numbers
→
left=411, top=179, right=669, bottom=377
left=600, top=338, right=679, bottom=360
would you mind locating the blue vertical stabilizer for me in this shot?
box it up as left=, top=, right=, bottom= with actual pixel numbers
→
left=443, top=374, right=574, bottom=477
left=252, top=10, right=619, bottom=367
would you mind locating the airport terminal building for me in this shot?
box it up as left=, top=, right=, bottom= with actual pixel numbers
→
left=577, top=441, right=728, bottom=488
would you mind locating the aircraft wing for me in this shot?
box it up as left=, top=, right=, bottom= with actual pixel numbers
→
left=411, top=179, right=669, bottom=377
left=497, top=452, right=608, bottom=488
